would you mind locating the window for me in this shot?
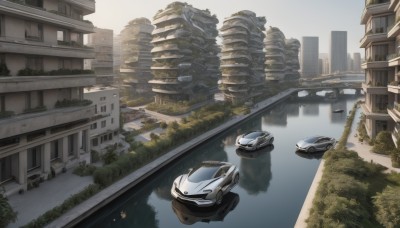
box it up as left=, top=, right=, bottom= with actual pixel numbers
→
left=0, top=155, right=12, bottom=183
left=108, top=133, right=112, bottom=140
left=58, top=2, right=71, bottom=16
left=0, top=15, right=3, bottom=37
left=68, top=134, right=74, bottom=156
left=101, top=105, right=106, bottom=112
left=111, top=118, right=114, bottom=124
left=111, top=103, right=114, bottom=111
left=26, top=56, right=43, bottom=71
left=25, top=21, right=43, bottom=41
left=100, top=97, right=106, bottom=101
left=101, top=120, right=106, bottom=128
left=114, top=130, right=118, bottom=136
left=94, top=105, right=98, bottom=114
left=50, top=140, right=60, bottom=161
left=38, top=91, right=43, bottom=107
left=58, top=58, right=72, bottom=69
left=27, top=146, right=41, bottom=171
left=25, top=0, right=43, bottom=8
left=92, top=138, right=98, bottom=147
left=0, top=95, right=5, bottom=112
left=91, top=122, right=97, bottom=130
left=25, top=92, right=32, bottom=110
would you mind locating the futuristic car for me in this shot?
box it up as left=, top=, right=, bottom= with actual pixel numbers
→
left=171, top=161, right=239, bottom=207
left=235, top=131, right=274, bottom=151
left=295, top=136, right=336, bottom=153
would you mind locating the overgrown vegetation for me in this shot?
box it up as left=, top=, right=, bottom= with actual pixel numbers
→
left=146, top=101, right=191, bottom=115
left=357, top=113, right=372, bottom=144
left=0, top=194, right=17, bottom=227
left=17, top=68, right=93, bottom=76
left=126, top=97, right=153, bottom=107
left=73, top=163, right=97, bottom=177
left=372, top=131, right=395, bottom=155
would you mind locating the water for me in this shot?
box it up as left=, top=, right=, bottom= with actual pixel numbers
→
left=79, top=90, right=361, bottom=228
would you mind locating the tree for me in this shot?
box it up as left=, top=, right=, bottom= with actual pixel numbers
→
left=0, top=194, right=17, bottom=227
left=150, top=132, right=160, bottom=141
left=374, top=186, right=400, bottom=228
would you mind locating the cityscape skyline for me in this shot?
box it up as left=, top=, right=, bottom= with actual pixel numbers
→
left=87, top=0, right=365, bottom=55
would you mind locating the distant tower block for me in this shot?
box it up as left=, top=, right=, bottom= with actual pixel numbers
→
left=150, top=2, right=219, bottom=104
left=219, top=10, right=266, bottom=104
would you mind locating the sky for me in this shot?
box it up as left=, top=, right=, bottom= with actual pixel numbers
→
left=87, top=0, right=365, bottom=56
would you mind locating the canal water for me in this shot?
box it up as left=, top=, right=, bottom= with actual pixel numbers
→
left=79, top=90, right=361, bottom=228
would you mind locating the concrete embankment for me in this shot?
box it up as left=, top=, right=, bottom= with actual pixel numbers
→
left=48, top=88, right=298, bottom=228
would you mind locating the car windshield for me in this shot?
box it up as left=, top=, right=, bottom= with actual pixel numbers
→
left=244, top=132, right=263, bottom=139
left=188, top=165, right=220, bottom=183
left=303, top=137, right=319, bottom=143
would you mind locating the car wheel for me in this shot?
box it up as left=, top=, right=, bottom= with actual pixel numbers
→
left=215, top=191, right=223, bottom=205
left=269, top=137, right=274, bottom=145
left=307, top=147, right=316, bottom=153
left=233, top=173, right=239, bottom=184
left=326, top=144, right=333, bottom=150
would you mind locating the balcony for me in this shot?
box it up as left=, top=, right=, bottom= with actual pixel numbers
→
left=152, top=88, right=180, bottom=94
left=362, top=82, right=388, bottom=94
left=359, top=30, right=388, bottom=48
left=361, top=103, right=390, bottom=119
left=388, top=84, right=400, bottom=93
left=0, top=75, right=96, bottom=93
left=64, top=0, right=95, bottom=15
left=388, top=53, right=400, bottom=66
left=0, top=105, right=94, bottom=139
left=361, top=58, right=388, bottom=69
left=0, top=37, right=95, bottom=59
left=387, top=20, right=400, bottom=38
left=388, top=105, right=400, bottom=122
left=389, top=0, right=399, bottom=10
left=361, top=1, right=390, bottom=24
left=0, top=1, right=94, bottom=32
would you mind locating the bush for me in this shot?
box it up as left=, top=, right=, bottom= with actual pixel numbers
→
left=102, top=150, right=118, bottom=165
left=0, top=194, right=17, bottom=227
left=372, top=131, right=395, bottom=155
left=73, top=164, right=97, bottom=176
left=373, top=186, right=400, bottom=228
left=91, top=150, right=100, bottom=163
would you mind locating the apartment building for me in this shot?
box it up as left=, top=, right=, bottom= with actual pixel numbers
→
left=329, top=31, right=348, bottom=74
left=0, top=0, right=95, bottom=194
left=361, top=0, right=394, bottom=139
left=84, top=87, right=120, bottom=154
left=85, top=27, right=114, bottom=85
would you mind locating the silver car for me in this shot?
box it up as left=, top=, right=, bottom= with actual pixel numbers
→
left=171, top=161, right=239, bottom=207
left=296, top=136, right=336, bottom=153
left=235, top=131, right=274, bottom=151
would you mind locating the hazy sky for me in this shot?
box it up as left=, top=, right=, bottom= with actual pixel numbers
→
left=87, top=0, right=365, bottom=55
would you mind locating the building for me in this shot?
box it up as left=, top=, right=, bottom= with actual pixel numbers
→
left=85, top=27, right=114, bottom=85
left=0, top=0, right=95, bottom=193
left=113, top=34, right=122, bottom=74
left=264, top=27, right=286, bottom=82
left=347, top=53, right=353, bottom=72
left=84, top=87, right=120, bottom=154
left=353, top=52, right=362, bottom=73
left=300, top=37, right=319, bottom=79
left=329, top=31, right=347, bottom=74
left=220, top=10, right=266, bottom=104
left=151, top=2, right=219, bottom=104
left=284, top=38, right=301, bottom=81
left=360, top=0, right=394, bottom=139
left=319, top=53, right=329, bottom=75
left=120, top=18, right=154, bottom=96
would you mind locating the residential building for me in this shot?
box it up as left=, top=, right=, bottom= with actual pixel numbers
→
left=151, top=2, right=219, bottom=104
left=220, top=10, right=266, bottom=104
left=319, top=53, right=330, bottom=75
left=265, top=27, right=286, bottom=82
left=85, top=27, right=114, bottom=85
left=300, top=37, right=319, bottom=79
left=0, top=0, right=95, bottom=194
left=284, top=38, right=301, bottom=81
left=120, top=18, right=153, bottom=96
left=113, top=34, right=122, bottom=74
left=84, top=87, right=120, bottom=154
left=360, top=0, right=394, bottom=139
left=329, top=31, right=347, bottom=74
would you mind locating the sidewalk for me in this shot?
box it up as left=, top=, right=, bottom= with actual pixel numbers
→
left=7, top=169, right=93, bottom=227
left=294, top=107, right=400, bottom=227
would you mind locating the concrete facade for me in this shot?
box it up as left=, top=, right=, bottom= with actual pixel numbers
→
left=300, top=36, right=319, bottom=79
left=361, top=0, right=394, bottom=139
left=0, top=0, right=95, bottom=195
left=329, top=31, right=348, bottom=74
left=84, top=87, right=120, bottom=154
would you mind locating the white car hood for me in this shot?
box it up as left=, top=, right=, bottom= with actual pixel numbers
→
left=178, top=175, right=221, bottom=195
left=238, top=138, right=255, bottom=145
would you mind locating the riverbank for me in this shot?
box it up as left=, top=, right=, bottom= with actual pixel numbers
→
left=294, top=106, right=400, bottom=228
left=45, top=88, right=298, bottom=227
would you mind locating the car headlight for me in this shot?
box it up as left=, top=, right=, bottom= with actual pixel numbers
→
left=203, top=189, right=212, bottom=193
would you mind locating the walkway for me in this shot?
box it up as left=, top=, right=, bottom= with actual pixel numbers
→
left=294, top=107, right=400, bottom=228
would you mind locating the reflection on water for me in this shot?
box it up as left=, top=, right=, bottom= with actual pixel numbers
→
left=295, top=151, right=325, bottom=160
left=171, top=192, right=240, bottom=225
left=79, top=91, right=362, bottom=228
left=237, top=146, right=273, bottom=195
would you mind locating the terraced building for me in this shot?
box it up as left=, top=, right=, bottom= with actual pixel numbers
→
left=150, top=2, right=219, bottom=104
left=264, top=27, right=286, bottom=82
left=284, top=38, right=301, bottom=81
left=120, top=18, right=154, bottom=95
left=220, top=11, right=266, bottom=104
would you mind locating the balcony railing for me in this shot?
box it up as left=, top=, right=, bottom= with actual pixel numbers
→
left=366, top=0, right=390, bottom=6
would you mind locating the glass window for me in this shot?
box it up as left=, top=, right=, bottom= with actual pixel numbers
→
left=0, top=155, right=12, bottom=183
left=0, top=95, right=5, bottom=112
left=50, top=140, right=60, bottom=161
left=27, top=146, right=41, bottom=171
left=101, top=120, right=106, bottom=128
left=92, top=138, right=98, bottom=147
left=25, top=21, right=43, bottom=41
left=68, top=134, right=74, bottom=156
left=26, top=56, right=43, bottom=71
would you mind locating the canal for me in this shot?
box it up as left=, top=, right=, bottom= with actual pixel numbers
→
left=79, top=90, right=361, bottom=228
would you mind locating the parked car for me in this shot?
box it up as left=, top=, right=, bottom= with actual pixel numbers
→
left=235, top=131, right=274, bottom=151
left=171, top=161, right=239, bottom=207
left=296, top=136, right=336, bottom=153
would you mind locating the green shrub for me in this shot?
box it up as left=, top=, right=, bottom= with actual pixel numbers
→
left=73, top=164, right=97, bottom=176
left=0, top=62, right=10, bottom=76
left=372, top=131, right=395, bottom=155
left=91, top=150, right=100, bottom=163
left=0, top=194, right=17, bottom=227
left=373, top=186, right=400, bottom=228
left=102, top=150, right=117, bottom=165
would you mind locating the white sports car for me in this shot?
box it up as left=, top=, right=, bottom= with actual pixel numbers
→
left=171, top=161, right=239, bottom=207
left=235, top=131, right=274, bottom=151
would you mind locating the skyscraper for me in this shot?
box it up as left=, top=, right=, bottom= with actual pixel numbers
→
left=329, top=31, right=347, bottom=74
left=353, top=53, right=362, bottom=73
left=300, top=37, right=319, bottom=79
